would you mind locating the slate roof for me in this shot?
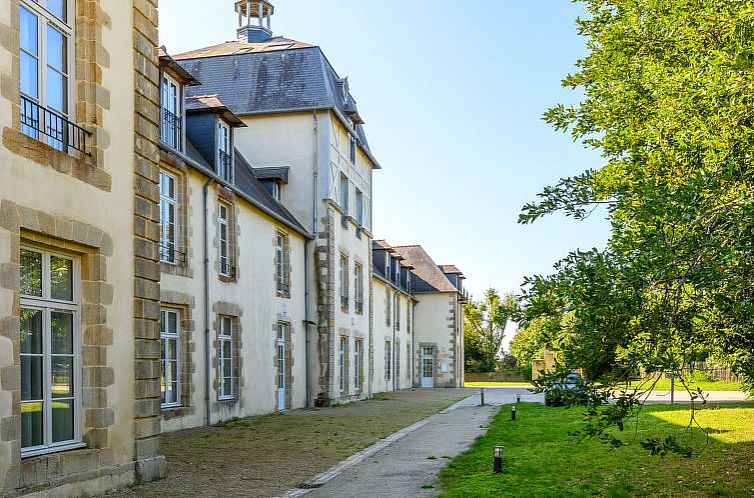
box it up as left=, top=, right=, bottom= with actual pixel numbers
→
left=439, top=265, right=465, bottom=277
left=186, top=95, right=246, bottom=127
left=392, top=245, right=460, bottom=293
left=233, top=149, right=309, bottom=235
left=253, top=166, right=289, bottom=184
left=174, top=38, right=380, bottom=168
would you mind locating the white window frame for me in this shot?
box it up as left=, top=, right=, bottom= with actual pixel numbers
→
left=355, top=189, right=364, bottom=225
left=339, top=254, right=349, bottom=309
left=19, top=245, right=84, bottom=458
left=396, top=296, right=401, bottom=331
left=349, top=135, right=356, bottom=164
left=385, top=288, right=391, bottom=326
left=161, top=72, right=182, bottom=150
left=160, top=308, right=181, bottom=408
left=339, top=336, right=348, bottom=393
left=385, top=253, right=391, bottom=281
left=159, top=171, right=178, bottom=265
left=217, top=121, right=232, bottom=182
left=395, top=340, right=400, bottom=382
left=19, top=0, right=76, bottom=119
left=354, top=263, right=364, bottom=314
left=339, top=173, right=349, bottom=213
left=276, top=232, right=289, bottom=295
left=218, top=316, right=234, bottom=400
left=218, top=202, right=232, bottom=277
left=354, top=339, right=362, bottom=392
left=384, top=340, right=392, bottom=381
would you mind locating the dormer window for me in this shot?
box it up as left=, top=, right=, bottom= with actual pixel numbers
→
left=161, top=73, right=182, bottom=150
left=217, top=121, right=232, bottom=182
left=261, top=179, right=281, bottom=201
left=385, top=254, right=391, bottom=281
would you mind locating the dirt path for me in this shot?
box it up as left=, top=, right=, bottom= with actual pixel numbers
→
left=103, top=389, right=470, bottom=498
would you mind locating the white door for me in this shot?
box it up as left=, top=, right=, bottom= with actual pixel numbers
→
left=277, top=326, right=286, bottom=411
left=421, top=347, right=434, bottom=388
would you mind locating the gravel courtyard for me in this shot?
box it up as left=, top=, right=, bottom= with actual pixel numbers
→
left=104, top=389, right=470, bottom=498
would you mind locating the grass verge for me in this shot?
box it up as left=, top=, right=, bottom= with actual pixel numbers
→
left=465, top=382, right=533, bottom=388
left=438, top=402, right=754, bottom=497
left=623, top=378, right=742, bottom=391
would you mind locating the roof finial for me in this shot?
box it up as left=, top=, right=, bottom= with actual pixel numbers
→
left=235, top=1, right=274, bottom=43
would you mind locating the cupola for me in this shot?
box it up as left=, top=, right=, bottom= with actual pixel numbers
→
left=235, top=1, right=275, bottom=43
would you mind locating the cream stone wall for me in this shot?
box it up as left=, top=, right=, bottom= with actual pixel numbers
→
left=413, top=292, right=463, bottom=388
left=159, top=166, right=308, bottom=432
left=370, top=277, right=413, bottom=393
left=0, top=0, right=157, bottom=495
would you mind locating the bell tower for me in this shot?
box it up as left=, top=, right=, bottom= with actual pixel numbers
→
left=235, top=1, right=275, bottom=43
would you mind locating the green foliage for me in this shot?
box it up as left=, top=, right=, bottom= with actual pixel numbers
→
left=509, top=316, right=558, bottom=369
left=463, top=289, right=517, bottom=372
left=518, top=0, right=754, bottom=394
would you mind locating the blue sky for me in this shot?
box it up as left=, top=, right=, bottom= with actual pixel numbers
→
left=159, top=0, right=610, bottom=299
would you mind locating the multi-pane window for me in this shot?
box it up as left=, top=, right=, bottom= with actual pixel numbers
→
left=354, top=263, right=364, bottom=314
left=339, top=336, right=348, bottom=393
left=385, top=288, right=391, bottom=326
left=355, top=189, right=364, bottom=226
left=339, top=254, right=349, bottom=309
left=19, top=0, right=75, bottom=151
left=161, top=73, right=181, bottom=150
left=384, top=340, right=392, bottom=381
left=277, top=322, right=287, bottom=396
left=385, top=253, right=391, bottom=281
left=160, top=309, right=180, bottom=407
left=396, top=297, right=401, bottom=331
left=159, top=171, right=178, bottom=264
left=354, top=339, right=363, bottom=392
left=218, top=202, right=233, bottom=277
left=217, top=122, right=232, bottom=182
left=218, top=316, right=234, bottom=399
left=349, top=135, right=356, bottom=164
left=339, top=174, right=349, bottom=213
left=395, top=341, right=401, bottom=384
left=20, top=247, right=80, bottom=457
left=276, top=232, right=290, bottom=295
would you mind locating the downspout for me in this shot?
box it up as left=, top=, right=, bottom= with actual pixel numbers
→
left=392, top=290, right=398, bottom=392
left=203, top=177, right=215, bottom=426
left=411, top=301, right=415, bottom=390
left=304, top=242, right=311, bottom=408
left=305, top=110, right=319, bottom=407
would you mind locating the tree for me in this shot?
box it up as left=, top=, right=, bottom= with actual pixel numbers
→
left=519, top=0, right=754, bottom=395
left=509, top=316, right=557, bottom=369
left=463, top=289, right=517, bottom=372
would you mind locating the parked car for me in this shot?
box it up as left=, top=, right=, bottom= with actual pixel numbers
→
left=543, top=371, right=586, bottom=407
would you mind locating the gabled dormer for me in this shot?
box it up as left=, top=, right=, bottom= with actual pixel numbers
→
left=185, top=95, right=246, bottom=183
left=158, top=48, right=200, bottom=153
left=253, top=166, right=289, bottom=202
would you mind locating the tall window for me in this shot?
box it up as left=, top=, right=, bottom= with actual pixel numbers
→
left=385, top=288, right=391, bottom=326
left=161, top=73, right=181, bottom=150
left=395, top=340, right=401, bottom=384
left=218, top=316, right=234, bottom=399
left=384, top=340, right=392, bottom=381
left=385, top=254, right=391, bottom=281
left=20, top=247, right=80, bottom=457
left=339, top=254, right=349, bottom=309
left=160, top=309, right=180, bottom=407
left=275, top=232, right=290, bottom=295
left=396, top=297, right=401, bottom=331
left=218, top=202, right=233, bottom=277
left=19, top=0, right=75, bottom=152
left=217, top=122, right=232, bottom=182
left=339, top=174, right=349, bottom=213
left=349, top=135, right=356, bottom=164
left=159, top=171, right=178, bottom=264
left=354, top=263, right=364, bottom=314
left=354, top=339, right=363, bottom=392
left=339, top=336, right=348, bottom=393
left=355, top=189, right=364, bottom=225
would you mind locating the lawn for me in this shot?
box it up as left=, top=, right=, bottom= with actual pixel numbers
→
left=465, top=382, right=533, bottom=388
left=623, top=378, right=742, bottom=392
left=106, top=389, right=470, bottom=498
left=439, top=402, right=754, bottom=497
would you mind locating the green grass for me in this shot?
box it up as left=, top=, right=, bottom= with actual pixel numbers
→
left=622, top=378, right=742, bottom=391
left=439, top=402, right=754, bottom=497
left=465, top=382, right=533, bottom=388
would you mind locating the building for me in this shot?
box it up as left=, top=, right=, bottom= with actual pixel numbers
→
left=0, top=0, right=165, bottom=495
left=155, top=49, right=313, bottom=431
left=173, top=0, right=379, bottom=407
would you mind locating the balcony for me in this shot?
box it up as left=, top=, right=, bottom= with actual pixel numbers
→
left=21, top=96, right=90, bottom=154
left=218, top=150, right=232, bottom=181
left=219, top=262, right=236, bottom=279
left=159, top=244, right=186, bottom=266
left=355, top=300, right=364, bottom=314
left=161, top=108, right=182, bottom=150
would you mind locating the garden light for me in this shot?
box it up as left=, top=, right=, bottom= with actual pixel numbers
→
left=480, top=388, right=485, bottom=406
left=511, top=405, right=517, bottom=421
left=516, top=394, right=521, bottom=403
left=493, top=445, right=504, bottom=474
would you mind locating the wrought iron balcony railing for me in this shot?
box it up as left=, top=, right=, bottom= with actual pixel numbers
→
left=21, top=95, right=90, bottom=154
left=161, top=108, right=182, bottom=150
left=159, top=244, right=186, bottom=266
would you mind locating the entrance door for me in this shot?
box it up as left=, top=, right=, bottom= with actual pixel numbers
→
left=277, top=324, right=286, bottom=411
left=421, top=347, right=435, bottom=388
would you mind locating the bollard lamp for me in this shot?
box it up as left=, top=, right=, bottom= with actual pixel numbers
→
left=511, top=405, right=517, bottom=421
left=493, top=445, right=504, bottom=474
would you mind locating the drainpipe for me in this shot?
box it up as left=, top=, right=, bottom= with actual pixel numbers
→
left=203, top=177, right=215, bottom=426
left=304, top=242, right=311, bottom=408
left=392, top=290, right=398, bottom=392
left=410, top=301, right=415, bottom=389
left=307, top=111, right=319, bottom=407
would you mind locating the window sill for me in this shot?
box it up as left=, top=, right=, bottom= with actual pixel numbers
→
left=161, top=403, right=183, bottom=410
left=22, top=441, right=87, bottom=460
left=218, top=396, right=236, bottom=402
